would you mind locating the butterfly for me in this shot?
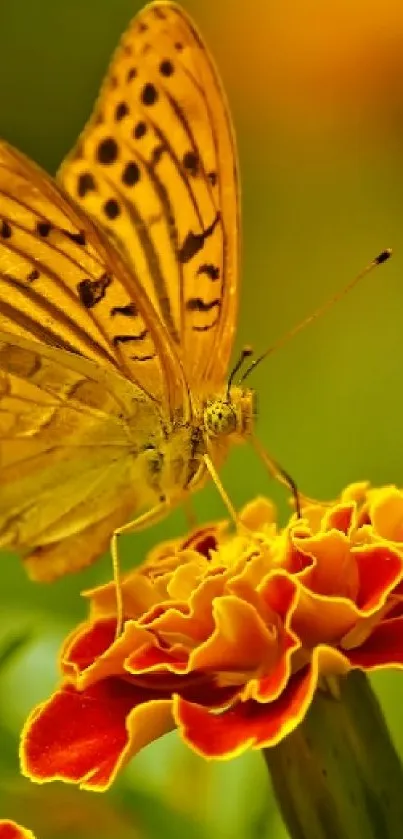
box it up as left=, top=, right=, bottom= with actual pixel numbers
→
left=0, top=1, right=264, bottom=593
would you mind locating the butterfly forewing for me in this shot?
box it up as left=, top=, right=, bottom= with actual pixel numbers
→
left=59, top=1, right=240, bottom=389
left=0, top=142, right=187, bottom=414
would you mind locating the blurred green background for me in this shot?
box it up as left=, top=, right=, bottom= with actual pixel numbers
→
left=1, top=0, right=403, bottom=836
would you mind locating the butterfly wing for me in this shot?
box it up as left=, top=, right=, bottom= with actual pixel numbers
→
left=0, top=141, right=188, bottom=417
left=59, top=1, right=240, bottom=390
left=0, top=139, right=191, bottom=578
left=0, top=329, right=162, bottom=580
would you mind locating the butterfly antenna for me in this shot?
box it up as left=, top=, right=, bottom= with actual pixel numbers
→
left=240, top=249, right=392, bottom=383
left=227, top=346, right=254, bottom=398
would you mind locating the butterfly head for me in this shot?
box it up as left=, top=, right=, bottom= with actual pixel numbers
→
left=203, top=386, right=255, bottom=442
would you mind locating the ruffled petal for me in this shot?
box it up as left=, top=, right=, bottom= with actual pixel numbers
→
left=21, top=678, right=173, bottom=791
left=19, top=484, right=403, bottom=786
left=0, top=822, right=36, bottom=839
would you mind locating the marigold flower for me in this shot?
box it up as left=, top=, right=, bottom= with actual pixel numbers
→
left=0, top=822, right=36, bottom=839
left=20, top=484, right=403, bottom=791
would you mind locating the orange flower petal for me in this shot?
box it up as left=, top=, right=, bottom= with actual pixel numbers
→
left=370, top=487, right=403, bottom=541
left=138, top=573, right=227, bottom=641
left=293, top=530, right=359, bottom=600
left=323, top=502, right=356, bottom=534
left=62, top=619, right=116, bottom=676
left=126, top=642, right=189, bottom=674
left=190, top=596, right=280, bottom=675
left=174, top=664, right=316, bottom=759
left=85, top=572, right=160, bottom=622
left=18, top=484, right=403, bottom=783
left=175, top=646, right=347, bottom=758
left=21, top=678, right=173, bottom=791
left=0, top=823, right=35, bottom=839
left=62, top=620, right=152, bottom=689
left=354, top=545, right=403, bottom=610
left=291, top=588, right=358, bottom=647
left=250, top=629, right=299, bottom=702
left=346, top=617, right=403, bottom=669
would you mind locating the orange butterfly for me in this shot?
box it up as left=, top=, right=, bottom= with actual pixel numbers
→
left=1, top=1, right=387, bottom=608
left=0, top=2, right=258, bottom=592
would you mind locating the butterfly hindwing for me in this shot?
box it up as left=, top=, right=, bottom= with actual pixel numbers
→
left=0, top=330, right=162, bottom=579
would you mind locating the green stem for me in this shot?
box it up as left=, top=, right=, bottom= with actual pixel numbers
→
left=263, top=671, right=403, bottom=839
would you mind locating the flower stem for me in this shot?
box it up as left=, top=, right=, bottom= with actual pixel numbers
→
left=263, top=671, right=403, bottom=839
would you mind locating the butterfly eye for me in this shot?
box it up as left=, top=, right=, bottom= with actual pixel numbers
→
left=204, top=400, right=237, bottom=437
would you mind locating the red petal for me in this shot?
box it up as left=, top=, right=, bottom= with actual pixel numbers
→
left=127, top=644, right=189, bottom=674
left=253, top=629, right=298, bottom=701
left=175, top=664, right=317, bottom=758
left=259, top=572, right=298, bottom=622
left=0, top=822, right=35, bottom=839
left=355, top=546, right=403, bottom=611
left=62, top=619, right=116, bottom=676
left=324, top=502, right=355, bottom=534
left=347, top=617, right=403, bottom=669
left=21, top=678, right=172, bottom=790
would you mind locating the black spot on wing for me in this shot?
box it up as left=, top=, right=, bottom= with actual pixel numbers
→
left=192, top=316, right=220, bottom=333
left=134, top=121, right=147, bottom=139
left=64, top=230, right=86, bottom=246
left=122, top=161, right=140, bottom=187
left=186, top=298, right=220, bottom=313
left=159, top=59, right=174, bottom=77
left=27, top=269, right=40, bottom=282
left=178, top=214, right=221, bottom=264
left=36, top=221, right=51, bottom=237
left=0, top=220, right=12, bottom=239
left=77, top=172, right=96, bottom=198
left=103, top=198, right=121, bottom=220
left=115, top=101, right=129, bottom=121
left=197, top=264, right=220, bottom=281
left=183, top=151, right=199, bottom=176
left=131, top=354, right=156, bottom=362
left=112, top=331, right=147, bottom=345
left=77, top=273, right=112, bottom=308
left=111, top=303, right=138, bottom=317
left=141, top=83, right=158, bottom=106
left=186, top=299, right=221, bottom=334
left=97, top=137, right=119, bottom=165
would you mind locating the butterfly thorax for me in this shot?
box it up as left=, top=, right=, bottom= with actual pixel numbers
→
left=139, top=386, right=255, bottom=506
left=203, top=386, right=255, bottom=443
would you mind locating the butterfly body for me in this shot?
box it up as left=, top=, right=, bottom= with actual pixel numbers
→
left=0, top=1, right=249, bottom=581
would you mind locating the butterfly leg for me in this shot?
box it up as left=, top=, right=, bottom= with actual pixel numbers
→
left=250, top=434, right=302, bottom=517
left=111, top=500, right=168, bottom=636
left=203, top=454, right=238, bottom=524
